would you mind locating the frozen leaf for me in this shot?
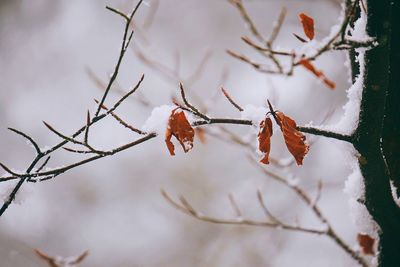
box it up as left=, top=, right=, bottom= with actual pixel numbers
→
left=165, top=108, right=195, bottom=156
left=299, top=13, right=315, bottom=40
left=357, top=233, right=375, bottom=255
left=258, top=118, right=273, bottom=164
left=276, top=112, right=309, bottom=165
left=299, top=59, right=336, bottom=89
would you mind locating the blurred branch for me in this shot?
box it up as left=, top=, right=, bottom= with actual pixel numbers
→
left=162, top=155, right=369, bottom=267
left=227, top=0, right=374, bottom=81
left=161, top=189, right=326, bottom=235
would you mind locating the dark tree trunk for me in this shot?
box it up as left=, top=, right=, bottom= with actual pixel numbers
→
left=354, top=0, right=400, bottom=266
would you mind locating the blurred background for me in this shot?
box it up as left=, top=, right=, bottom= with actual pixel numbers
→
left=0, top=0, right=361, bottom=266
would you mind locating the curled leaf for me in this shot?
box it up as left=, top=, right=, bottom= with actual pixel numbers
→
left=299, top=59, right=336, bottom=89
left=276, top=112, right=309, bottom=165
left=357, top=233, right=375, bottom=255
left=165, top=108, right=195, bottom=156
left=299, top=13, right=315, bottom=40
left=258, top=118, right=273, bottom=164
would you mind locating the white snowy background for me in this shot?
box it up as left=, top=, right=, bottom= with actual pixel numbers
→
left=0, top=0, right=366, bottom=266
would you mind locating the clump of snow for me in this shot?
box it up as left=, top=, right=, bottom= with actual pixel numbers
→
left=240, top=104, right=267, bottom=125
left=287, top=175, right=300, bottom=187
left=240, top=104, right=268, bottom=147
left=389, top=181, right=400, bottom=207
left=343, top=146, right=379, bottom=238
left=0, top=180, right=32, bottom=205
left=276, top=157, right=295, bottom=167
left=349, top=10, right=371, bottom=42
left=331, top=10, right=373, bottom=134
left=306, top=8, right=371, bottom=136
left=344, top=163, right=364, bottom=199
left=335, top=8, right=379, bottom=244
left=141, top=105, right=176, bottom=134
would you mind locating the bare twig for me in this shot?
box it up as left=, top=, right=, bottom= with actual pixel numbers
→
left=228, top=0, right=265, bottom=43
left=179, top=83, right=210, bottom=121
left=226, top=50, right=280, bottom=74
left=248, top=157, right=369, bottom=267
left=35, top=156, right=51, bottom=173
left=0, top=2, right=146, bottom=217
left=95, top=0, right=144, bottom=117
left=95, top=100, right=146, bottom=135
left=161, top=189, right=326, bottom=235
left=8, top=128, right=42, bottom=156
left=221, top=87, right=244, bottom=112
left=84, top=111, right=91, bottom=145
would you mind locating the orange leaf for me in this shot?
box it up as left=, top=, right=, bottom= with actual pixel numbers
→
left=258, top=118, right=273, bottom=164
left=357, top=233, right=375, bottom=255
left=299, top=59, right=336, bottom=89
left=165, top=108, right=195, bottom=156
left=276, top=112, right=309, bottom=165
left=299, top=13, right=315, bottom=40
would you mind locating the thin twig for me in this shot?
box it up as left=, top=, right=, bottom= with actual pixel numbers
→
left=179, top=83, right=210, bottom=121
left=95, top=0, right=144, bottom=117
left=161, top=190, right=326, bottom=235
left=95, top=100, right=146, bottom=135
left=8, top=128, right=42, bottom=156
left=35, top=156, right=51, bottom=173
left=0, top=2, right=145, bottom=217
left=226, top=50, right=280, bottom=74
left=84, top=111, right=91, bottom=145
left=106, top=6, right=129, bottom=21
left=228, top=0, right=265, bottom=43
left=221, top=87, right=244, bottom=112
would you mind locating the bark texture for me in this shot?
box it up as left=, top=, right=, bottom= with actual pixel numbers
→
left=354, top=0, right=400, bottom=266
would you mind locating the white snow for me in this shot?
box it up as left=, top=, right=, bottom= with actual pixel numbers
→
left=0, top=180, right=32, bottom=205
left=389, top=180, right=400, bottom=207
left=240, top=104, right=267, bottom=125
left=332, top=8, right=380, bottom=246
left=305, top=8, right=371, bottom=136
left=343, top=162, right=364, bottom=199
left=349, top=10, right=371, bottom=43
left=343, top=146, right=379, bottom=238
left=141, top=105, right=176, bottom=134
left=240, top=104, right=268, bottom=154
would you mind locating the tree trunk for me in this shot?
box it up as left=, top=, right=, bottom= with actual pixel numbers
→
left=354, top=0, right=400, bottom=266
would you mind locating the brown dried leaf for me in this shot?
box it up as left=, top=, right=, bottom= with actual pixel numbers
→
left=258, top=118, right=273, bottom=164
left=276, top=112, right=309, bottom=165
left=299, top=59, right=336, bottom=89
left=299, top=13, right=315, bottom=40
left=357, top=233, right=375, bottom=255
left=165, top=108, right=195, bottom=156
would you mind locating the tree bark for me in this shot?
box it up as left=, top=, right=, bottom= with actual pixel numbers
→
left=354, top=0, right=400, bottom=266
